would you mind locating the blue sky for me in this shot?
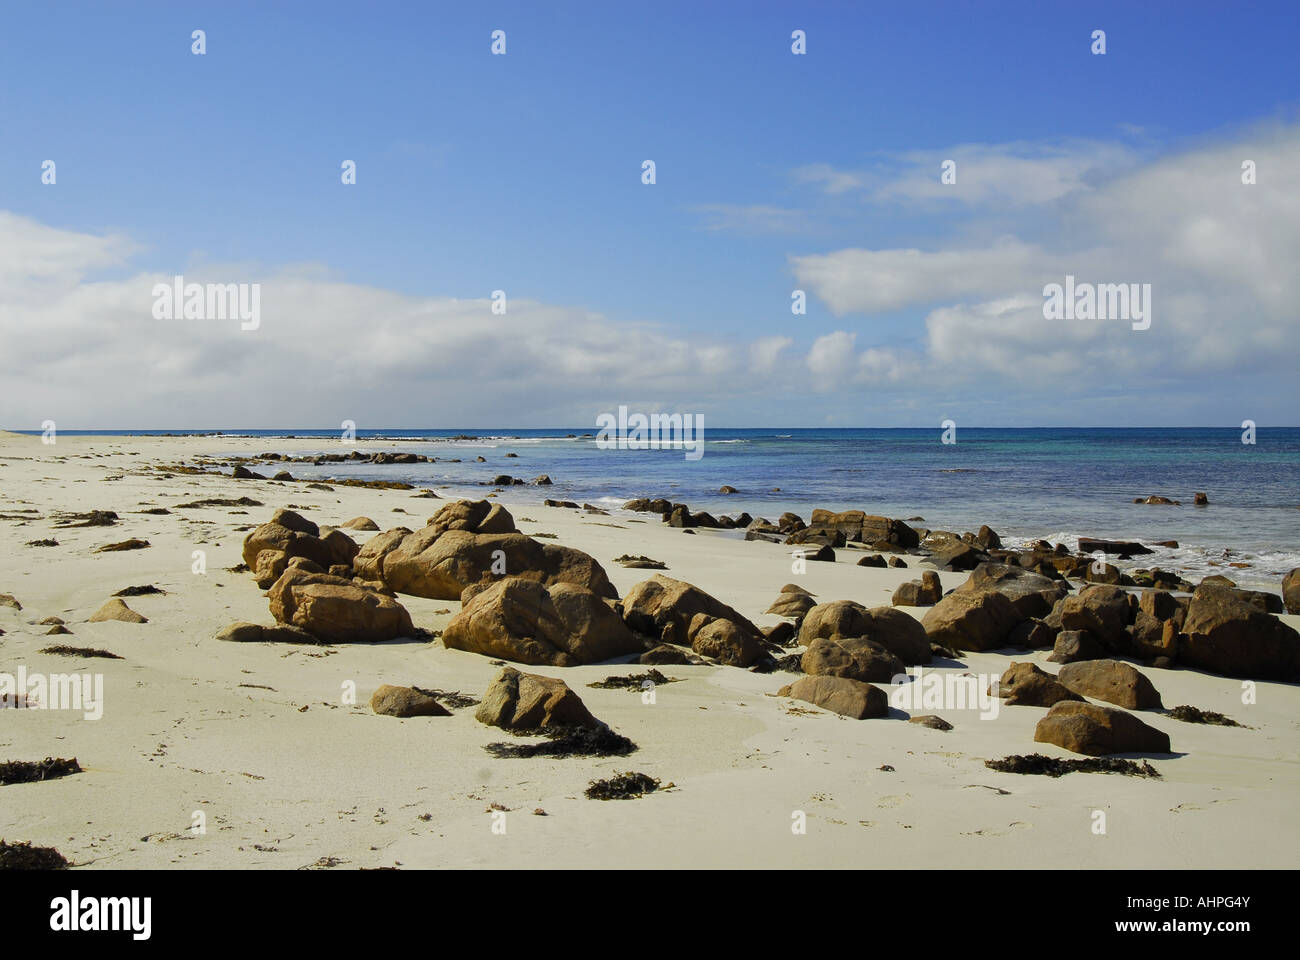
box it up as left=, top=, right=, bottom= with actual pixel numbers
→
left=1, top=1, right=1298, bottom=428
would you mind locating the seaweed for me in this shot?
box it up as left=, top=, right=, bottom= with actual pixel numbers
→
left=0, top=840, right=69, bottom=870
left=25, top=539, right=59, bottom=547
left=1168, top=705, right=1243, bottom=727
left=174, top=497, right=264, bottom=508
left=39, top=645, right=122, bottom=660
left=585, top=772, right=661, bottom=800
left=113, top=585, right=164, bottom=597
left=413, top=687, right=480, bottom=709
left=587, top=669, right=679, bottom=690
left=484, top=725, right=638, bottom=759
left=52, top=510, right=118, bottom=527
left=984, top=753, right=1161, bottom=778
left=0, top=757, right=83, bottom=786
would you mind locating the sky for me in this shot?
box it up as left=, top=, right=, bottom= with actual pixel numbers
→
left=1, top=0, right=1297, bottom=429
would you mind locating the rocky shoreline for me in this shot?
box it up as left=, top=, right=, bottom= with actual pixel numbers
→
left=3, top=431, right=1298, bottom=869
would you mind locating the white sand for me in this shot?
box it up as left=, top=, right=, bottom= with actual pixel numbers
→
left=1, top=432, right=1297, bottom=868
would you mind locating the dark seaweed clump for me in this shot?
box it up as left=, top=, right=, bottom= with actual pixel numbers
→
left=0, top=840, right=69, bottom=870
left=25, top=539, right=59, bottom=547
left=175, top=496, right=263, bottom=508
left=113, top=585, right=164, bottom=597
left=751, top=653, right=804, bottom=674
left=414, top=687, right=479, bottom=710
left=587, top=669, right=679, bottom=690
left=484, top=725, right=637, bottom=759
left=0, top=757, right=83, bottom=786
left=53, top=510, right=117, bottom=528
left=585, top=772, right=661, bottom=800
left=985, top=754, right=1160, bottom=779
left=1168, top=705, right=1242, bottom=727
left=38, top=645, right=122, bottom=660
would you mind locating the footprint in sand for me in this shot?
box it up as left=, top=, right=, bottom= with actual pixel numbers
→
left=876, top=793, right=910, bottom=809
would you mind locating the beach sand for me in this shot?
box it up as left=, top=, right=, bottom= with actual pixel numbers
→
left=1, top=432, right=1297, bottom=868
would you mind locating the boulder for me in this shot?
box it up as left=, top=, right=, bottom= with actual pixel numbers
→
left=1284, top=568, right=1300, bottom=615
left=856, top=554, right=887, bottom=568
left=215, top=621, right=265, bottom=643
left=1055, top=585, right=1131, bottom=650
left=1007, top=618, right=1055, bottom=649
left=475, top=666, right=600, bottom=730
left=1056, top=659, right=1163, bottom=710
left=341, top=517, right=380, bottom=531
left=921, top=591, right=1021, bottom=651
left=798, top=601, right=930, bottom=664
left=1033, top=701, right=1171, bottom=756
left=242, top=508, right=358, bottom=585
left=622, top=574, right=761, bottom=647
left=778, top=675, right=888, bottom=719
left=801, top=635, right=905, bottom=683
left=1138, top=589, right=1186, bottom=623
left=953, top=563, right=1071, bottom=619
left=358, top=526, right=616, bottom=601
left=370, top=685, right=451, bottom=718
left=88, top=598, right=147, bottom=624
left=765, top=591, right=817, bottom=619
left=442, top=577, right=640, bottom=667
left=1129, top=611, right=1179, bottom=660
left=1047, top=629, right=1105, bottom=663
left=1078, top=537, right=1153, bottom=556
left=640, top=643, right=695, bottom=665
left=267, top=567, right=414, bottom=643
left=691, top=617, right=763, bottom=667
left=929, top=542, right=987, bottom=571
left=992, top=662, right=1083, bottom=707
left=1179, top=585, right=1300, bottom=680
left=892, top=571, right=943, bottom=607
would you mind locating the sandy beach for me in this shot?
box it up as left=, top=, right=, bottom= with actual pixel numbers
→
left=1, top=430, right=1296, bottom=869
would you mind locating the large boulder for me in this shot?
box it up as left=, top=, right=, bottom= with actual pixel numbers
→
left=806, top=511, right=919, bottom=549
left=266, top=566, right=414, bottom=643
left=921, top=591, right=1021, bottom=651
left=801, top=635, right=906, bottom=683
left=798, top=600, right=930, bottom=665
left=778, top=675, right=888, bottom=719
left=954, top=563, right=1071, bottom=619
left=475, top=666, right=600, bottom=730
left=1284, top=568, right=1300, bottom=615
left=356, top=526, right=616, bottom=601
left=442, top=577, right=639, bottom=667
left=242, top=508, right=359, bottom=588
left=1047, top=629, right=1105, bottom=663
left=622, top=575, right=761, bottom=646
left=1179, top=585, right=1300, bottom=680
left=1056, top=659, right=1163, bottom=710
left=1033, top=701, right=1171, bottom=756
left=690, top=617, right=763, bottom=667
left=1053, top=585, right=1131, bottom=650
left=992, top=662, right=1084, bottom=707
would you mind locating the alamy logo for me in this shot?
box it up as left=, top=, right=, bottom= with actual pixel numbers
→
left=1, top=667, right=103, bottom=720
left=889, top=668, right=1001, bottom=720
left=1043, top=274, right=1151, bottom=330
left=152, top=275, right=260, bottom=330
left=50, top=891, right=151, bottom=940
left=595, top=405, right=704, bottom=461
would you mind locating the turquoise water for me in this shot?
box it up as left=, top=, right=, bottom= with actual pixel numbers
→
left=29, top=427, right=1300, bottom=588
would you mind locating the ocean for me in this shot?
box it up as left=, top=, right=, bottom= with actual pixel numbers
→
left=34, top=427, right=1300, bottom=590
